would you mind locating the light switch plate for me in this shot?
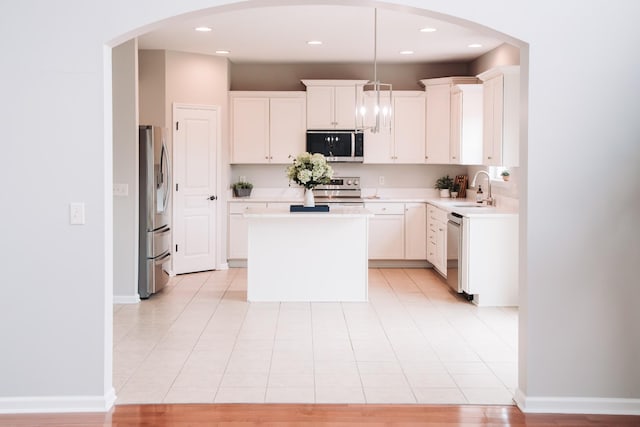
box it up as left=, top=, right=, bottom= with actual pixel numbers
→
left=113, top=183, right=129, bottom=197
left=69, top=202, right=85, bottom=225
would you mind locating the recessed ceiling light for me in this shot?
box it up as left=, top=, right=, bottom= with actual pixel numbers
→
left=215, top=50, right=230, bottom=55
left=420, top=27, right=437, bottom=33
left=307, top=40, right=323, bottom=46
left=468, top=43, right=483, bottom=48
left=400, top=50, right=414, bottom=55
left=194, top=26, right=212, bottom=32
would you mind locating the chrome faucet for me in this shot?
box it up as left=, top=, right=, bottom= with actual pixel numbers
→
left=471, top=170, right=495, bottom=206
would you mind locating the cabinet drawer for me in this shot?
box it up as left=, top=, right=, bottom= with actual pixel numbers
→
left=229, top=202, right=267, bottom=214
left=427, top=204, right=448, bottom=223
left=365, top=202, right=405, bottom=215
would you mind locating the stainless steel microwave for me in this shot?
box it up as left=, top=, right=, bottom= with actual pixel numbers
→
left=306, top=130, right=364, bottom=162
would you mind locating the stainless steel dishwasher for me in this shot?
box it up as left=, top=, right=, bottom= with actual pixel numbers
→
left=447, top=212, right=473, bottom=301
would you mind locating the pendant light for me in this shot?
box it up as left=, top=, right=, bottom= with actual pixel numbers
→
left=356, top=8, right=392, bottom=134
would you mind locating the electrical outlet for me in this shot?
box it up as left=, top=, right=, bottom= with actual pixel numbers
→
left=113, top=183, right=128, bottom=197
left=378, top=176, right=385, bottom=185
left=239, top=175, right=246, bottom=183
left=69, top=202, right=85, bottom=225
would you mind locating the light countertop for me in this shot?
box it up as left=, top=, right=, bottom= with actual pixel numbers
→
left=244, top=206, right=373, bottom=219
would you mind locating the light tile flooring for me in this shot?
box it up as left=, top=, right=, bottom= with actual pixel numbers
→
left=113, top=268, right=517, bottom=405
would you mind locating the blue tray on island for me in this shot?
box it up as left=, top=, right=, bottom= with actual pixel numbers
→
left=290, top=204, right=330, bottom=212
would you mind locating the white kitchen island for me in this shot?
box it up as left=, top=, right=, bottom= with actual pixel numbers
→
left=244, top=207, right=373, bottom=302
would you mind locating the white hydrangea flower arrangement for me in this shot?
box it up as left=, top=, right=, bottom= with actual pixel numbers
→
left=286, top=152, right=334, bottom=189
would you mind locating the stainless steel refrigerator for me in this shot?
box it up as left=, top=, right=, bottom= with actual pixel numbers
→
left=138, top=125, right=171, bottom=299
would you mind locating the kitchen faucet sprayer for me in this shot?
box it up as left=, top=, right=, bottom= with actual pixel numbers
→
left=471, top=170, right=495, bottom=206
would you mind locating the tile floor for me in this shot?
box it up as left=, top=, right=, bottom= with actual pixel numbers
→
left=113, top=268, right=518, bottom=405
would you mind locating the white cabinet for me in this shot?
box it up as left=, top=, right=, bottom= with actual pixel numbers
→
left=366, top=202, right=427, bottom=260
left=393, top=92, right=426, bottom=163
left=426, top=204, right=447, bottom=276
left=404, top=203, right=427, bottom=259
left=424, top=83, right=451, bottom=164
left=464, top=215, right=519, bottom=306
left=228, top=202, right=267, bottom=259
left=302, top=80, right=366, bottom=130
left=366, top=203, right=405, bottom=260
left=450, top=84, right=483, bottom=165
left=477, top=66, right=520, bottom=167
left=422, top=77, right=479, bottom=165
left=363, top=91, right=425, bottom=164
left=230, top=92, right=306, bottom=164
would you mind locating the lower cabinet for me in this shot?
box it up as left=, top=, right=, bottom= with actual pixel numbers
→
left=366, top=202, right=427, bottom=260
left=366, top=203, right=405, bottom=260
left=426, top=204, right=448, bottom=276
left=228, top=202, right=267, bottom=259
left=404, top=203, right=427, bottom=259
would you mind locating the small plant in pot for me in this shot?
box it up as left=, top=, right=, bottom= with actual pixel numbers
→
left=450, top=183, right=460, bottom=199
left=435, top=175, right=454, bottom=198
left=232, top=180, right=253, bottom=197
left=501, top=170, right=510, bottom=181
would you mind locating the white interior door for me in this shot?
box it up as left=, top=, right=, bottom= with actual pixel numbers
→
left=173, top=105, right=219, bottom=274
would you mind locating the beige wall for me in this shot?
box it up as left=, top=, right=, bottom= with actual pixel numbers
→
left=230, top=61, right=470, bottom=91
left=138, top=50, right=165, bottom=127
left=469, top=43, right=520, bottom=76
left=112, top=39, right=139, bottom=302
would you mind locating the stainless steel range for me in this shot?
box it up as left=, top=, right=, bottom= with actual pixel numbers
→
left=313, top=177, right=364, bottom=206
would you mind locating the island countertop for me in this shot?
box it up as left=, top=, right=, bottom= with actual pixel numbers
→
left=243, top=206, right=373, bottom=219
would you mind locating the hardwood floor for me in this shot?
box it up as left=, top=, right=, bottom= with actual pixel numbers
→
left=1, top=404, right=639, bottom=426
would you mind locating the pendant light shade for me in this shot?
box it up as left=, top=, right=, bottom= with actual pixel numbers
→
left=356, top=8, right=392, bottom=134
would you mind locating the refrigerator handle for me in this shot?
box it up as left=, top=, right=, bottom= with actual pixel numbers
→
left=161, top=138, right=171, bottom=213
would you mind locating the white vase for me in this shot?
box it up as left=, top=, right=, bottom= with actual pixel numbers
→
left=439, top=189, right=450, bottom=198
left=304, top=188, right=315, bottom=207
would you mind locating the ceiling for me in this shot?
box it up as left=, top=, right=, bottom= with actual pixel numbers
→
left=137, top=5, right=506, bottom=64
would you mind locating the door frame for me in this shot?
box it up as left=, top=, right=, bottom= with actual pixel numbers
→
left=172, top=103, right=228, bottom=272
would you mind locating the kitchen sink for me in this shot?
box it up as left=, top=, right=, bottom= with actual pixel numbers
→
left=453, top=204, right=489, bottom=208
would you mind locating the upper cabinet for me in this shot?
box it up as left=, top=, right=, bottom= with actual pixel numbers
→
left=302, top=80, right=366, bottom=130
left=421, top=77, right=479, bottom=165
left=230, top=92, right=306, bottom=164
left=450, top=84, right=483, bottom=165
left=363, top=91, right=425, bottom=164
left=477, top=66, right=520, bottom=167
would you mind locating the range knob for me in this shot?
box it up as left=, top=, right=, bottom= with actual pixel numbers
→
left=354, top=179, right=359, bottom=186
left=347, top=180, right=353, bottom=185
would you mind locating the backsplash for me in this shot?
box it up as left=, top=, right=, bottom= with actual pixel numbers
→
left=229, top=164, right=469, bottom=190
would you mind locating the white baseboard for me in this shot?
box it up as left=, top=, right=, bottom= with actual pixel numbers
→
left=218, top=262, right=229, bottom=270
left=113, top=294, right=140, bottom=304
left=0, top=388, right=116, bottom=414
left=514, top=388, right=640, bottom=415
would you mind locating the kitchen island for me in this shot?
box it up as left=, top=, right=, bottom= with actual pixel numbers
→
left=244, top=207, right=373, bottom=302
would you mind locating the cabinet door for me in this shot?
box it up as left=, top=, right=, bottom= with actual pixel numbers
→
left=306, top=86, right=334, bottom=129
left=231, top=97, right=269, bottom=163
left=270, top=97, right=306, bottom=163
left=362, top=92, right=394, bottom=163
left=405, top=203, right=427, bottom=259
left=393, top=94, right=426, bottom=163
left=368, top=215, right=405, bottom=259
left=450, top=90, right=462, bottom=164
left=334, top=85, right=357, bottom=129
left=425, top=84, right=451, bottom=164
left=483, top=76, right=502, bottom=166
left=228, top=214, right=249, bottom=259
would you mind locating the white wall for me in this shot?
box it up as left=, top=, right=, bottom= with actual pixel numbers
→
left=112, top=39, right=140, bottom=303
left=0, top=0, right=638, bottom=415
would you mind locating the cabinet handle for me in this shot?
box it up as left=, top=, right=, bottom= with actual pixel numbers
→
left=265, top=156, right=269, bottom=160
left=487, top=156, right=492, bottom=159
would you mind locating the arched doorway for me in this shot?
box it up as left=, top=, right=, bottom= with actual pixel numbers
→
left=110, top=0, right=528, bottom=407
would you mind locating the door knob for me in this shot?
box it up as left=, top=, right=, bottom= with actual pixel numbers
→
left=207, top=195, right=217, bottom=201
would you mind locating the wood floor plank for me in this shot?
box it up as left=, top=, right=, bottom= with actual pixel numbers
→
left=0, top=404, right=639, bottom=426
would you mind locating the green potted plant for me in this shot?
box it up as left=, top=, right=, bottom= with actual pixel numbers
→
left=232, top=180, right=253, bottom=197
left=435, top=175, right=454, bottom=198
left=501, top=170, right=510, bottom=181
left=450, top=183, right=460, bottom=199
